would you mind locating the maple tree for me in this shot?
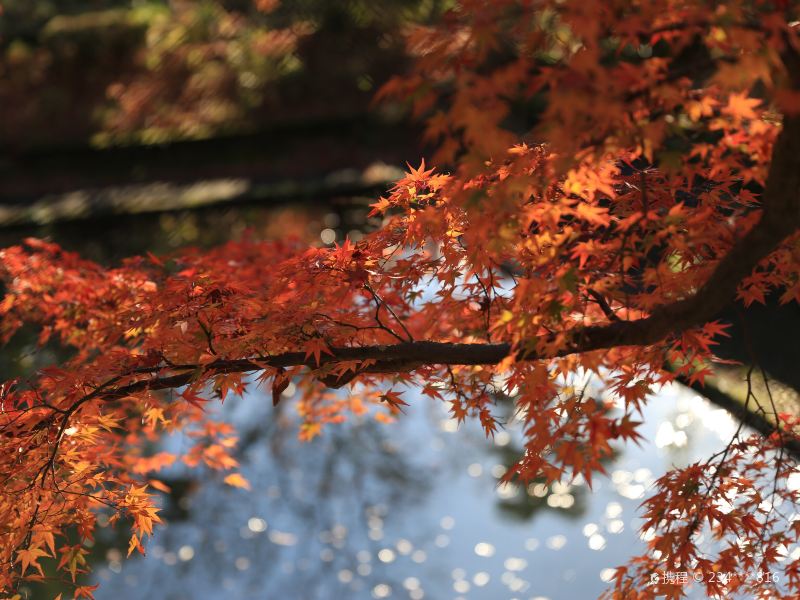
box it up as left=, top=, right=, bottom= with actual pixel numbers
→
left=2, top=1, right=800, bottom=598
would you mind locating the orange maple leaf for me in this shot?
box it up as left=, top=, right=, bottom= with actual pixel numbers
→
left=722, top=92, right=761, bottom=121
left=17, top=547, right=49, bottom=577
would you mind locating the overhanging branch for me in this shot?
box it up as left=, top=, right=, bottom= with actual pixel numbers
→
left=96, top=112, right=800, bottom=398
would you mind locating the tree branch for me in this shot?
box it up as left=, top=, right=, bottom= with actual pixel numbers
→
left=76, top=108, right=800, bottom=403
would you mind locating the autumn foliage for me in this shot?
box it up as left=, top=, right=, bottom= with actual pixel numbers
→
left=2, top=1, right=800, bottom=598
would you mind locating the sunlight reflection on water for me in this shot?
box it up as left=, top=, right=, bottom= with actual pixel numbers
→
left=93, top=383, right=734, bottom=600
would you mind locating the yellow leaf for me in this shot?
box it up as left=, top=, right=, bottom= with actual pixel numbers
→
left=223, top=473, right=251, bottom=490
left=299, top=422, right=321, bottom=441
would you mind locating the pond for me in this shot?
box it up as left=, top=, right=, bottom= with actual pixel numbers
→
left=85, top=379, right=737, bottom=600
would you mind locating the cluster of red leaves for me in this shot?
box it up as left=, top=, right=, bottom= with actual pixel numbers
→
left=1, top=1, right=800, bottom=598
left=614, top=422, right=800, bottom=599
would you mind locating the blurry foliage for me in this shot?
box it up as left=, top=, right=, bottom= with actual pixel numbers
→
left=0, top=0, right=444, bottom=148
left=95, top=1, right=308, bottom=145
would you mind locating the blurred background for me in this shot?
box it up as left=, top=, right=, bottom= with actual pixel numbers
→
left=0, top=0, right=432, bottom=240
left=1, top=2, right=799, bottom=599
